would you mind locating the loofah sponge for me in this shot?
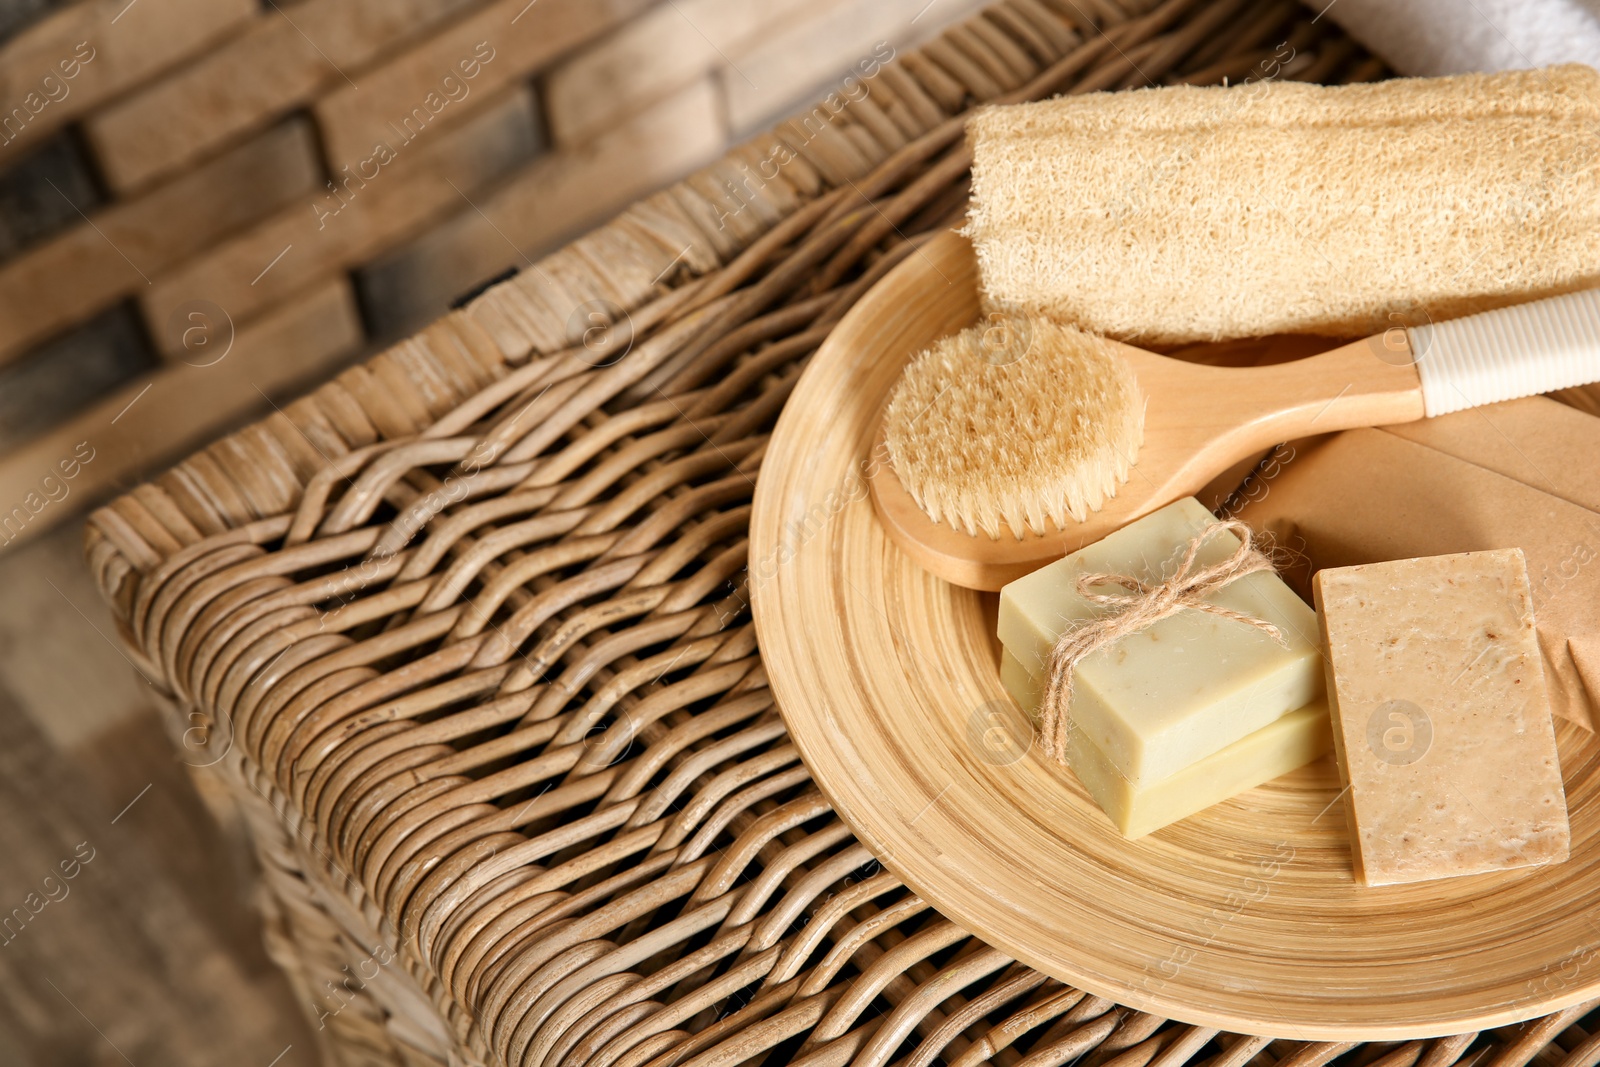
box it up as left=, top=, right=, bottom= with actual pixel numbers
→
left=882, top=312, right=1144, bottom=539
left=965, top=64, right=1600, bottom=344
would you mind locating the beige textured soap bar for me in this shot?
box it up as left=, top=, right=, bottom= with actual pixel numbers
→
left=1314, top=549, right=1570, bottom=886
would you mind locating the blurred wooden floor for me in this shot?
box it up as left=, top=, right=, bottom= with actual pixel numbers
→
left=0, top=516, right=321, bottom=1067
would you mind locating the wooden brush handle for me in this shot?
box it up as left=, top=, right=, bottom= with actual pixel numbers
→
left=1190, top=335, right=1427, bottom=447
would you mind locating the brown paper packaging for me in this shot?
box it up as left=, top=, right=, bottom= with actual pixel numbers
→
left=1235, top=395, right=1600, bottom=732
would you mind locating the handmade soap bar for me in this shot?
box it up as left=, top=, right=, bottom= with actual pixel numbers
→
left=1314, top=549, right=1570, bottom=886
left=997, top=497, right=1323, bottom=783
left=1002, top=651, right=1333, bottom=837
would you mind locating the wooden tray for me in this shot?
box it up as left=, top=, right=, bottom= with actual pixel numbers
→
left=749, top=229, right=1600, bottom=1040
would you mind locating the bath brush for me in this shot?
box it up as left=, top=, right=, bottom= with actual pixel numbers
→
left=870, top=233, right=1600, bottom=590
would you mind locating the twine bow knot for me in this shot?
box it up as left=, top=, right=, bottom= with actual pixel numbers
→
left=1039, top=520, right=1286, bottom=763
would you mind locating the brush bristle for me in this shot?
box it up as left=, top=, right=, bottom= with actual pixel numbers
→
left=882, top=312, right=1144, bottom=539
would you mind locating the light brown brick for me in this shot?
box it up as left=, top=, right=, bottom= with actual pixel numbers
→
left=140, top=87, right=538, bottom=358
left=314, top=0, right=652, bottom=172
left=0, top=0, right=254, bottom=161
left=721, top=0, right=990, bottom=136
left=0, top=119, right=322, bottom=369
left=0, top=278, right=362, bottom=552
left=82, top=0, right=486, bottom=195
left=357, top=76, right=726, bottom=341
left=543, top=0, right=816, bottom=146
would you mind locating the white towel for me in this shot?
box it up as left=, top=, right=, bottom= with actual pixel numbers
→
left=1312, top=0, right=1600, bottom=75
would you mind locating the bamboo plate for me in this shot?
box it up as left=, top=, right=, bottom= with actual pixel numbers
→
left=749, top=229, right=1600, bottom=1040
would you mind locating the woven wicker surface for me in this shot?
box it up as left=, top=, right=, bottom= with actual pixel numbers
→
left=83, top=1, right=1600, bottom=1065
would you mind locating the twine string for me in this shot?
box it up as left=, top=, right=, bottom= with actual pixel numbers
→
left=1038, top=520, right=1287, bottom=762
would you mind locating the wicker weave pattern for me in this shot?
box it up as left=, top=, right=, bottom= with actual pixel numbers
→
left=85, top=1, right=1600, bottom=1065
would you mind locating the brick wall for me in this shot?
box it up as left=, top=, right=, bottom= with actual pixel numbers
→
left=0, top=0, right=990, bottom=549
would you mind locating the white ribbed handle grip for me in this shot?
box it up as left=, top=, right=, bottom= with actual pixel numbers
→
left=1407, top=288, right=1600, bottom=417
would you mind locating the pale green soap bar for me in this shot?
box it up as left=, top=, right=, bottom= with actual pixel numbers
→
left=997, top=496, right=1323, bottom=784
left=1001, top=650, right=1332, bottom=838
